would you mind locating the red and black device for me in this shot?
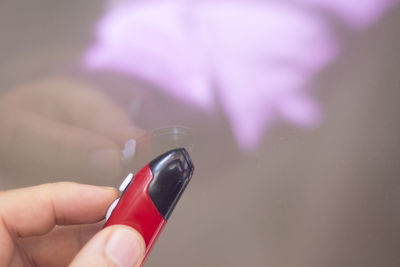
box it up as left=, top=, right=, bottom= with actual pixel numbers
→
left=104, top=148, right=194, bottom=265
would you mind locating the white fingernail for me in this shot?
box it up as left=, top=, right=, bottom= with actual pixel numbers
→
left=106, top=228, right=144, bottom=267
left=122, top=139, right=136, bottom=161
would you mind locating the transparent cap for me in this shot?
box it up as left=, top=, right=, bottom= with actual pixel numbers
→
left=122, top=126, right=194, bottom=174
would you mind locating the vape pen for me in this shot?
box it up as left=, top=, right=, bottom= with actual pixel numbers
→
left=104, top=148, right=194, bottom=265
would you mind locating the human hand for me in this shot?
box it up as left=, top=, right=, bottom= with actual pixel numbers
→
left=0, top=77, right=144, bottom=183
left=0, top=182, right=145, bottom=267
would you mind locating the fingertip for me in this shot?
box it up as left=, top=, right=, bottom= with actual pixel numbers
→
left=43, top=182, right=118, bottom=200
left=101, top=186, right=119, bottom=195
left=100, top=187, right=120, bottom=213
left=35, top=182, right=120, bottom=223
left=70, top=225, right=145, bottom=267
left=89, top=147, right=123, bottom=181
left=105, top=226, right=146, bottom=267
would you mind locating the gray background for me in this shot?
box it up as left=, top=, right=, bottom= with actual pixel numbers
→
left=1, top=1, right=400, bottom=266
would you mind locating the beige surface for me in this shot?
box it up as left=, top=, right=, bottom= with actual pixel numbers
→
left=1, top=1, right=400, bottom=266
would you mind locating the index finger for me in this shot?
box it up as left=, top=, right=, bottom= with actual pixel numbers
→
left=0, top=182, right=118, bottom=238
left=6, top=78, right=145, bottom=146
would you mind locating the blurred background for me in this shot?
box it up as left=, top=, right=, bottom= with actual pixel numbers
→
left=1, top=0, right=400, bottom=266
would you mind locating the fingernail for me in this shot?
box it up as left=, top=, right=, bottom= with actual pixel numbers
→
left=102, top=186, right=118, bottom=191
left=106, top=228, right=144, bottom=267
left=89, top=149, right=121, bottom=178
left=122, top=139, right=137, bottom=161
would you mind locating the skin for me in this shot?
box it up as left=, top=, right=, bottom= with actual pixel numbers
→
left=0, top=78, right=146, bottom=266
left=0, top=77, right=144, bottom=183
left=0, top=182, right=145, bottom=267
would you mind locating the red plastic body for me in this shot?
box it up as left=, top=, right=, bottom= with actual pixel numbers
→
left=105, top=165, right=167, bottom=263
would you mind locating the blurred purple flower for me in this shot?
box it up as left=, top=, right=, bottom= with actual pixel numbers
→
left=84, top=0, right=394, bottom=150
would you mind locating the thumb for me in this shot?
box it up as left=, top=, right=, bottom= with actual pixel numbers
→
left=69, top=225, right=145, bottom=267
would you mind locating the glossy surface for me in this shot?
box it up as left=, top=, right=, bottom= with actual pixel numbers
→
left=119, top=172, right=134, bottom=192
left=148, top=148, right=194, bottom=220
left=126, top=127, right=194, bottom=174
left=105, top=198, right=120, bottom=221
left=105, top=165, right=166, bottom=261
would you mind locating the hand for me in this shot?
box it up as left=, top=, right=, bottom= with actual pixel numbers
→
left=0, top=182, right=145, bottom=267
left=0, top=77, right=144, bottom=183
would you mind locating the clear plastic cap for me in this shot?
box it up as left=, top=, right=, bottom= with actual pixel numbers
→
left=122, top=126, right=194, bottom=174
